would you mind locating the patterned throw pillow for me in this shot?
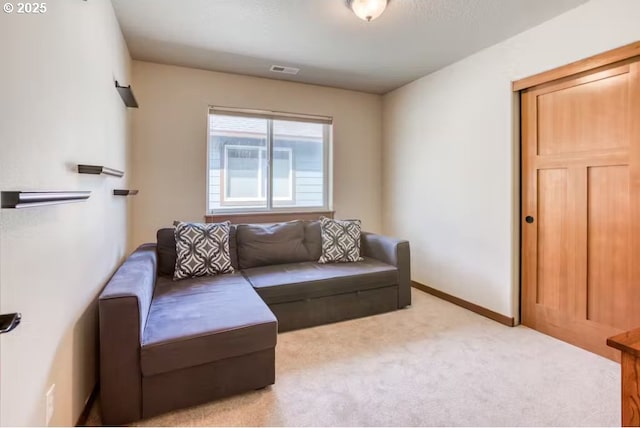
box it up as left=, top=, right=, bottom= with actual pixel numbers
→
left=174, top=221, right=234, bottom=280
left=318, top=217, right=364, bottom=263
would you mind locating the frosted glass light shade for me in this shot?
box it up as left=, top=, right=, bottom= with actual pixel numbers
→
left=349, top=0, right=388, bottom=22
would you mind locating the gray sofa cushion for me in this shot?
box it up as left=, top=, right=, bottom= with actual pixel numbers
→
left=141, top=273, right=277, bottom=377
left=156, top=226, right=239, bottom=276
left=156, top=228, right=177, bottom=277
left=236, top=221, right=314, bottom=269
left=303, top=220, right=322, bottom=260
left=243, top=257, right=399, bottom=305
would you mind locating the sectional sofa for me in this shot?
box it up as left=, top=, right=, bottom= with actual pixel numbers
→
left=98, top=220, right=411, bottom=424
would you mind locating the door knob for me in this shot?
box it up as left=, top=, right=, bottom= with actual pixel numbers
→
left=0, top=313, right=21, bottom=334
left=525, top=216, right=534, bottom=224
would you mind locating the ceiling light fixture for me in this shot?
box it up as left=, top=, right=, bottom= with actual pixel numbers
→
left=347, top=0, right=388, bottom=22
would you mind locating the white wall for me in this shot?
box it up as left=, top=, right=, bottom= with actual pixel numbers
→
left=382, top=0, right=640, bottom=319
left=130, top=61, right=382, bottom=248
left=0, top=1, right=131, bottom=425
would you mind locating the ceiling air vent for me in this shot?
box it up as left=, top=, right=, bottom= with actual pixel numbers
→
left=270, top=65, right=300, bottom=75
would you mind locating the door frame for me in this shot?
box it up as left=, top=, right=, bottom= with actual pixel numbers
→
left=513, top=41, right=640, bottom=327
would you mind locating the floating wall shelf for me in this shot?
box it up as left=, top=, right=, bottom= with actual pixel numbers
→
left=113, top=189, right=139, bottom=196
left=0, top=313, right=21, bottom=334
left=115, top=81, right=139, bottom=108
left=1, top=191, right=91, bottom=208
left=78, top=164, right=124, bottom=177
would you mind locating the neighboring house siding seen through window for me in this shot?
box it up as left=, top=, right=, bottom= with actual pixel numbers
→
left=208, top=109, right=331, bottom=213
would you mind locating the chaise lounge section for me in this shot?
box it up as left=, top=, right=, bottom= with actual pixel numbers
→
left=98, top=246, right=277, bottom=425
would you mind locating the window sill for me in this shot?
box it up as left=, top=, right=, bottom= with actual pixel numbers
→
left=205, top=210, right=334, bottom=224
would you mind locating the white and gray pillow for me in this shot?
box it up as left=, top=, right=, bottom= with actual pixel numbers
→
left=318, top=217, right=364, bottom=263
left=174, top=221, right=234, bottom=280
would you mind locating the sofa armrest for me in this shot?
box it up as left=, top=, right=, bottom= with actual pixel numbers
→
left=361, top=232, right=411, bottom=308
left=98, top=244, right=157, bottom=424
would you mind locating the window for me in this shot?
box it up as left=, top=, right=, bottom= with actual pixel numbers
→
left=208, top=109, right=331, bottom=213
left=223, top=146, right=292, bottom=202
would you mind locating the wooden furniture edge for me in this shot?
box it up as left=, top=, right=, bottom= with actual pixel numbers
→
left=75, top=382, right=98, bottom=426
left=411, top=281, right=515, bottom=327
left=512, top=41, right=640, bottom=91
left=205, top=210, right=335, bottom=224
left=608, top=329, right=640, bottom=427
left=607, top=328, right=640, bottom=359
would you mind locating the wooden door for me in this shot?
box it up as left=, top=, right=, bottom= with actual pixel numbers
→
left=521, top=59, right=640, bottom=361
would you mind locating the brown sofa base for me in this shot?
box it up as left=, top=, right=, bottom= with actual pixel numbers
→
left=269, top=285, right=399, bottom=332
left=142, top=348, right=275, bottom=420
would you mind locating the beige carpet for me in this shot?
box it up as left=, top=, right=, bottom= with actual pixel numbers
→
left=86, top=289, right=620, bottom=426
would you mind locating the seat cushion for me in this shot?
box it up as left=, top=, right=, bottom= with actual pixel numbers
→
left=244, top=257, right=399, bottom=305
left=141, top=273, right=277, bottom=377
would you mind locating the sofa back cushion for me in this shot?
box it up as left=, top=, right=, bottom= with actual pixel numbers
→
left=237, top=221, right=316, bottom=269
left=157, top=228, right=177, bottom=277
left=156, top=225, right=239, bottom=276
left=303, top=220, right=322, bottom=260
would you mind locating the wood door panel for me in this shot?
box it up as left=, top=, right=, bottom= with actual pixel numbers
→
left=529, top=314, right=620, bottom=360
left=536, top=168, right=569, bottom=310
left=587, top=165, right=631, bottom=331
left=537, top=71, right=630, bottom=155
left=534, top=149, right=627, bottom=169
left=522, top=58, right=639, bottom=361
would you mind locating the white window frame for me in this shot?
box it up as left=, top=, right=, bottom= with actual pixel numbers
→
left=223, top=145, right=293, bottom=202
left=207, top=107, right=332, bottom=214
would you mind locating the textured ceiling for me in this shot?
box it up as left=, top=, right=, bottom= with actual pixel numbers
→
left=111, top=0, right=588, bottom=94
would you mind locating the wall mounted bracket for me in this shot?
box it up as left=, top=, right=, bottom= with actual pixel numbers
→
left=115, top=81, right=139, bottom=108
left=0, top=313, right=21, bottom=334
left=113, top=189, right=139, bottom=196
left=78, top=165, right=124, bottom=177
